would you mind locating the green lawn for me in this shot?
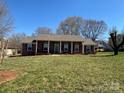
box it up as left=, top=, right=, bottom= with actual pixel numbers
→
left=0, top=52, right=124, bottom=93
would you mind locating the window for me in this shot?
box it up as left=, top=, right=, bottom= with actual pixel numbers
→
left=54, top=43, right=60, bottom=53
left=99, top=47, right=103, bottom=49
left=86, top=46, right=91, bottom=53
left=27, top=43, right=32, bottom=51
left=64, top=43, right=68, bottom=52
left=74, top=44, right=79, bottom=52
left=43, top=42, right=48, bottom=51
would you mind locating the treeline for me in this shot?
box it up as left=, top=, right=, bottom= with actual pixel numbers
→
left=32, top=16, right=107, bottom=41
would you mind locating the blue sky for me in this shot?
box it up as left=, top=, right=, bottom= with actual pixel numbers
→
left=6, top=0, right=124, bottom=38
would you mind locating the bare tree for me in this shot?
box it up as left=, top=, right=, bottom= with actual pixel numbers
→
left=0, top=0, right=13, bottom=64
left=109, top=27, right=124, bottom=55
left=9, top=33, right=26, bottom=54
left=81, top=20, right=107, bottom=41
left=32, top=27, right=53, bottom=37
left=57, top=16, right=83, bottom=35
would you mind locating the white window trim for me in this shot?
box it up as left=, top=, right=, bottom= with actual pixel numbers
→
left=54, top=43, right=60, bottom=52
left=74, top=44, right=79, bottom=52
left=43, top=42, right=48, bottom=51
left=27, top=43, right=32, bottom=51
left=86, top=45, right=91, bottom=53
left=64, top=43, right=68, bottom=52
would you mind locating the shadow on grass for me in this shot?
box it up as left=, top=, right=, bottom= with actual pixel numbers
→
left=90, top=54, right=114, bottom=57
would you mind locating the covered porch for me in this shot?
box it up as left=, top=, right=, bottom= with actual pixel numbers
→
left=34, top=41, right=83, bottom=54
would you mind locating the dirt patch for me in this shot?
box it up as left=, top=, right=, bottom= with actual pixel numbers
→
left=0, top=71, right=17, bottom=84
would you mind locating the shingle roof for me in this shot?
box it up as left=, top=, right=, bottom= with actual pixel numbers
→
left=83, top=39, right=96, bottom=45
left=22, top=35, right=96, bottom=45
left=36, top=35, right=84, bottom=42
left=22, top=37, right=34, bottom=43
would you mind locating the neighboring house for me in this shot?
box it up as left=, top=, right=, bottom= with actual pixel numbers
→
left=119, top=45, right=124, bottom=51
left=0, top=41, right=18, bottom=56
left=96, top=40, right=112, bottom=52
left=21, top=35, right=96, bottom=56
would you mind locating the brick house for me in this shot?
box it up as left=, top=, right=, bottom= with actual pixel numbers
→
left=21, top=35, right=96, bottom=56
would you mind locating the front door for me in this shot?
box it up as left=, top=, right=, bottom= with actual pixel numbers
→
left=54, top=43, right=60, bottom=54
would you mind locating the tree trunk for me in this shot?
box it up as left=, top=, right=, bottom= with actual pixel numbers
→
left=114, top=48, right=118, bottom=55
left=0, top=40, right=7, bottom=64
left=0, top=51, right=4, bottom=64
left=0, top=41, right=4, bottom=64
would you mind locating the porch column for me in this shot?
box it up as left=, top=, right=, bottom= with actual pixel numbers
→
left=48, top=41, right=50, bottom=54
left=60, top=41, right=62, bottom=53
left=82, top=43, right=84, bottom=54
left=35, top=41, right=38, bottom=55
left=71, top=42, right=73, bottom=54
left=94, top=45, right=96, bottom=54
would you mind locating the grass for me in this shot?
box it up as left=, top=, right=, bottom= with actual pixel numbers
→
left=0, top=52, right=124, bottom=93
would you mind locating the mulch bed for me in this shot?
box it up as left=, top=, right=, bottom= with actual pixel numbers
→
left=0, top=71, right=17, bottom=84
